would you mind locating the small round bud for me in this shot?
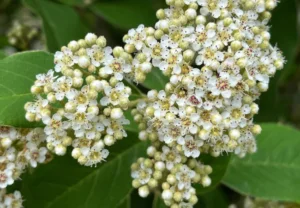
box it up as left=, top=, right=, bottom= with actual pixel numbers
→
left=167, top=174, right=176, bottom=185
left=201, top=176, right=211, bottom=187
left=155, top=161, right=165, bottom=171
left=229, top=129, right=241, bottom=140
left=156, top=9, right=165, bottom=19
left=72, top=148, right=81, bottom=159
left=55, top=144, right=67, bottom=156
left=139, top=131, right=148, bottom=141
left=138, top=186, right=150, bottom=198
left=85, top=33, right=97, bottom=45
left=162, top=189, right=173, bottom=200
left=173, top=192, right=182, bottom=202
left=96, top=36, right=107, bottom=47
left=68, top=41, right=79, bottom=51
left=185, top=8, right=197, bottom=20
left=148, top=178, right=158, bottom=188
left=1, top=138, right=12, bottom=149
left=104, top=135, right=115, bottom=146
left=78, top=56, right=90, bottom=68
left=252, top=124, right=262, bottom=135
left=62, top=136, right=72, bottom=146
left=111, top=108, right=123, bottom=119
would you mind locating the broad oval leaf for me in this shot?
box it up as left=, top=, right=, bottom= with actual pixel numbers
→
left=24, top=0, right=89, bottom=52
left=21, top=132, right=148, bottom=208
left=195, top=154, right=231, bottom=194
left=91, top=0, right=157, bottom=30
left=0, top=51, right=53, bottom=127
left=223, top=123, right=300, bottom=203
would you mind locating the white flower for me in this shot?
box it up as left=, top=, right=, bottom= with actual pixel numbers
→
left=103, top=58, right=132, bottom=80
left=0, top=163, right=14, bottom=188
left=176, top=165, right=195, bottom=190
left=161, top=146, right=182, bottom=170
left=87, top=45, right=113, bottom=67
left=131, top=163, right=153, bottom=185
left=179, top=135, right=202, bottom=158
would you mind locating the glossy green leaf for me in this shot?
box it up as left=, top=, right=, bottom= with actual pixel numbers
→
left=256, top=0, right=298, bottom=122
left=196, top=154, right=231, bottom=194
left=223, top=123, right=300, bottom=203
left=21, top=132, right=148, bottom=208
left=0, top=51, right=53, bottom=127
left=90, top=0, right=157, bottom=30
left=142, top=68, right=169, bottom=91
left=24, top=0, right=89, bottom=52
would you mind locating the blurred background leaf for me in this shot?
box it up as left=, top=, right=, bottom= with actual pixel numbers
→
left=91, top=0, right=158, bottom=31
left=24, top=0, right=89, bottom=52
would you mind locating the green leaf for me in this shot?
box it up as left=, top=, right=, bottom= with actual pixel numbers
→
left=256, top=0, right=298, bottom=122
left=0, top=51, right=53, bottom=127
left=196, top=187, right=229, bottom=208
left=24, top=0, right=89, bottom=52
left=142, top=68, right=169, bottom=91
left=117, top=196, right=131, bottom=208
left=0, top=51, right=6, bottom=60
left=196, top=154, right=231, bottom=194
left=223, top=123, right=300, bottom=203
left=21, top=131, right=148, bottom=208
left=56, top=0, right=85, bottom=6
left=124, top=110, right=139, bottom=133
left=90, top=0, right=157, bottom=30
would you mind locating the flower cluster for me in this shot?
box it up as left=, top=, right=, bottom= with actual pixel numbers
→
left=6, top=8, right=42, bottom=51
left=131, top=148, right=212, bottom=207
left=123, top=0, right=284, bottom=206
left=25, top=33, right=139, bottom=166
left=0, top=127, right=49, bottom=189
left=229, top=196, right=299, bottom=208
left=0, top=126, right=49, bottom=208
left=0, top=190, right=22, bottom=208
left=24, top=0, right=284, bottom=206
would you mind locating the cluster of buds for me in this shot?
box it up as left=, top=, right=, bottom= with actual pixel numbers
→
left=0, top=127, right=49, bottom=189
left=229, top=196, right=299, bottom=208
left=131, top=148, right=212, bottom=207
left=125, top=0, right=284, bottom=207
left=6, top=8, right=42, bottom=50
left=0, top=190, right=22, bottom=208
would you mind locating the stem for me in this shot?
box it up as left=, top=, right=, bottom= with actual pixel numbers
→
left=128, top=98, right=149, bottom=108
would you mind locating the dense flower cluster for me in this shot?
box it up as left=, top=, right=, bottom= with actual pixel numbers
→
left=0, top=190, right=22, bottom=208
left=124, top=0, right=283, bottom=207
left=0, top=126, right=49, bottom=207
left=24, top=0, right=284, bottom=207
left=0, top=127, right=49, bottom=189
left=25, top=33, right=138, bottom=167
